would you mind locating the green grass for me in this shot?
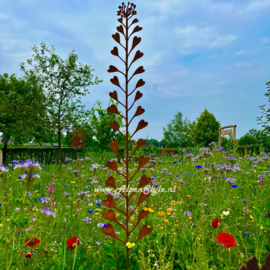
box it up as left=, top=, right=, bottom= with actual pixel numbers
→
left=0, top=149, right=269, bottom=270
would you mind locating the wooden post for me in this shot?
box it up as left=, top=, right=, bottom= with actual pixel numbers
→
left=233, top=126, right=236, bottom=153
left=219, top=129, right=221, bottom=148
left=0, top=149, right=2, bottom=165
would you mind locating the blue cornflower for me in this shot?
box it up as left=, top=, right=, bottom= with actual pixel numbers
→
left=92, top=162, right=95, bottom=164
left=64, top=185, right=67, bottom=187
left=38, top=196, right=46, bottom=200
left=0, top=204, right=1, bottom=207
left=231, top=185, right=238, bottom=188
left=161, top=162, right=164, bottom=165
left=97, top=203, right=101, bottom=206
left=65, top=161, right=68, bottom=164
left=152, top=162, right=156, bottom=165
left=173, top=161, right=177, bottom=164
left=195, top=165, right=202, bottom=168
left=87, top=210, right=93, bottom=213
left=103, top=224, right=107, bottom=228
left=18, top=176, right=22, bottom=179
left=243, top=234, right=248, bottom=236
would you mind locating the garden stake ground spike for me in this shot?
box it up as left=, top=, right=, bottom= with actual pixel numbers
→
left=101, top=2, right=152, bottom=269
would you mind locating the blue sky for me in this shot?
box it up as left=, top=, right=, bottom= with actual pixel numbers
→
left=0, top=0, right=270, bottom=143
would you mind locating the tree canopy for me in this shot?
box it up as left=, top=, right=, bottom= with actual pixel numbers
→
left=191, top=108, right=221, bottom=147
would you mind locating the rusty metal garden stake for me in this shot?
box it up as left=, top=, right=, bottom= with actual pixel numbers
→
left=101, top=2, right=152, bottom=269
left=69, top=129, right=86, bottom=169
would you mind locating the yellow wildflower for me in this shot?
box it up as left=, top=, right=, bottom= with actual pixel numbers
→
left=158, top=211, right=165, bottom=217
left=164, top=219, right=168, bottom=223
left=167, top=208, right=173, bottom=212
left=73, top=201, right=77, bottom=205
left=71, top=182, right=75, bottom=184
left=148, top=208, right=154, bottom=213
left=126, top=242, right=135, bottom=249
left=116, top=213, right=120, bottom=218
left=160, top=227, right=163, bottom=230
left=188, top=217, right=192, bottom=220
left=250, top=215, right=254, bottom=219
left=167, top=213, right=171, bottom=216
left=187, top=195, right=191, bottom=198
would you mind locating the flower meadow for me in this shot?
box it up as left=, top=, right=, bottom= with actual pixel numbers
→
left=0, top=146, right=270, bottom=270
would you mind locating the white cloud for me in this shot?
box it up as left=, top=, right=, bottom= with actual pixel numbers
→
left=227, top=61, right=254, bottom=70
left=262, top=37, right=270, bottom=43
left=235, top=51, right=245, bottom=55
left=174, top=25, right=237, bottom=50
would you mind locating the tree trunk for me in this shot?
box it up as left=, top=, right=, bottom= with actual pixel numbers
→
left=58, top=131, right=62, bottom=172
left=2, top=142, right=8, bottom=166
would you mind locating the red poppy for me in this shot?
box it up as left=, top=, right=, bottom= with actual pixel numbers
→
left=25, top=252, right=32, bottom=258
left=66, top=236, right=81, bottom=251
left=25, top=238, right=40, bottom=247
left=164, top=149, right=175, bottom=154
left=217, top=232, right=236, bottom=248
left=212, top=218, right=220, bottom=228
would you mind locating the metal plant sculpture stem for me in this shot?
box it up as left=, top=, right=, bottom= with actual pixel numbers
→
left=101, top=2, right=152, bottom=269
left=69, top=129, right=86, bottom=169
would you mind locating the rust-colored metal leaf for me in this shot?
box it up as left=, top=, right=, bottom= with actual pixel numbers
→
left=133, top=106, right=145, bottom=117
left=111, top=47, right=119, bottom=56
left=108, top=65, right=119, bottom=73
left=132, top=50, right=144, bottom=64
left=109, top=91, right=118, bottom=101
left=109, top=139, right=119, bottom=154
left=135, top=79, right=145, bottom=89
left=106, top=160, right=118, bottom=171
left=102, top=194, right=116, bottom=208
left=130, top=36, right=141, bottom=53
left=262, top=253, right=270, bottom=270
left=106, top=176, right=116, bottom=189
left=135, top=224, right=152, bottom=243
left=238, top=253, right=270, bottom=270
left=109, top=121, right=119, bottom=131
left=101, top=223, right=117, bottom=238
left=138, top=155, right=150, bottom=168
left=137, top=191, right=150, bottom=207
left=138, top=175, right=151, bottom=189
left=69, top=129, right=86, bottom=151
left=138, top=209, right=149, bottom=222
left=135, top=120, right=148, bottom=133
left=118, top=18, right=122, bottom=23
left=107, top=104, right=120, bottom=115
left=112, top=32, right=120, bottom=44
left=134, top=91, right=143, bottom=101
left=132, top=66, right=145, bottom=77
left=117, top=25, right=125, bottom=35
left=102, top=209, right=117, bottom=222
left=131, top=18, right=138, bottom=25
left=137, top=138, right=147, bottom=149
left=110, top=76, right=121, bottom=87
left=131, top=25, right=142, bottom=35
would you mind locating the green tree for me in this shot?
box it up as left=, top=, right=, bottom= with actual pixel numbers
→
left=257, top=81, right=270, bottom=135
left=162, top=112, right=195, bottom=148
left=237, top=134, right=258, bottom=146
left=87, top=98, right=126, bottom=159
left=0, top=73, right=47, bottom=165
left=191, top=109, right=221, bottom=147
left=20, top=42, right=103, bottom=171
